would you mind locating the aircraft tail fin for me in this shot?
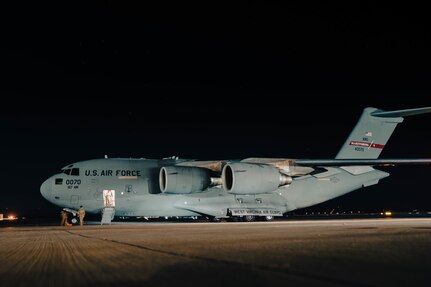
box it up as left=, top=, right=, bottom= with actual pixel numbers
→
left=335, top=107, right=431, bottom=159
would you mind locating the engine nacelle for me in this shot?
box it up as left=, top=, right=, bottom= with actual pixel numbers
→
left=222, top=163, right=292, bottom=195
left=159, top=166, right=211, bottom=194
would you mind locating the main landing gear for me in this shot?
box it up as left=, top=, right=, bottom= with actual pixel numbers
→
left=208, top=215, right=275, bottom=222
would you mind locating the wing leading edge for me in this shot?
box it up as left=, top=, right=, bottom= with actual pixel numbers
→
left=295, top=158, right=431, bottom=167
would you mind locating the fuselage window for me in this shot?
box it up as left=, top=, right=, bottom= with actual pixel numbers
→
left=71, top=168, right=80, bottom=176
left=55, top=178, right=63, bottom=185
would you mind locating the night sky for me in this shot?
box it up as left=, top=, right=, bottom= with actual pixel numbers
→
left=1, top=2, right=430, bottom=217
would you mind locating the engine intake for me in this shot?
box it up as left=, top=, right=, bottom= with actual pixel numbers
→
left=222, top=163, right=292, bottom=195
left=159, top=166, right=212, bottom=194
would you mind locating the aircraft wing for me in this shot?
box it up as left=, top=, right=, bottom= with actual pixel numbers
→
left=176, top=158, right=315, bottom=176
left=174, top=158, right=431, bottom=178
left=295, top=158, right=431, bottom=167
left=175, top=160, right=230, bottom=173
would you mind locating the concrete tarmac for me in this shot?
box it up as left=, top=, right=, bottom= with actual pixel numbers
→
left=1, top=218, right=431, bottom=287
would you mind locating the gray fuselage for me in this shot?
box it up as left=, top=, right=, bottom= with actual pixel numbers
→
left=40, top=158, right=389, bottom=218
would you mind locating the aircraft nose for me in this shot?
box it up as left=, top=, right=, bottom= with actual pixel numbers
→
left=40, top=178, right=52, bottom=199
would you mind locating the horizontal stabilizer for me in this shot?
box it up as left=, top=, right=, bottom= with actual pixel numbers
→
left=371, top=107, right=431, bottom=118
left=296, top=158, right=431, bottom=167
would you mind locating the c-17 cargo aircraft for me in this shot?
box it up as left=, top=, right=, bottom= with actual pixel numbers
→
left=40, top=107, right=431, bottom=222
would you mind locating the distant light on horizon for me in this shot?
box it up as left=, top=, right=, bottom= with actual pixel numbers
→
left=0, top=214, right=18, bottom=221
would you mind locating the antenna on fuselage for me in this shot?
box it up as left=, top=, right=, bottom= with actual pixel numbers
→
left=162, top=155, right=179, bottom=160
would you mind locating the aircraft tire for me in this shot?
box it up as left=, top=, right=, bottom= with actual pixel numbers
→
left=208, top=216, right=222, bottom=223
left=242, top=215, right=255, bottom=222
left=229, top=216, right=241, bottom=222
left=263, top=215, right=274, bottom=221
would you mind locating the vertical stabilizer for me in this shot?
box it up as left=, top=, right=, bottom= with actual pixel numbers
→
left=336, top=107, right=431, bottom=159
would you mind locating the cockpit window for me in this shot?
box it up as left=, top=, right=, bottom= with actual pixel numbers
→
left=71, top=168, right=80, bottom=176
left=62, top=168, right=80, bottom=176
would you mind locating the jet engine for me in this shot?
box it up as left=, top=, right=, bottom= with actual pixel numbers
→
left=222, top=163, right=292, bottom=195
left=159, top=166, right=212, bottom=194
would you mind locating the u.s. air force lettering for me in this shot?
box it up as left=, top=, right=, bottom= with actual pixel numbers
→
left=84, top=170, right=142, bottom=177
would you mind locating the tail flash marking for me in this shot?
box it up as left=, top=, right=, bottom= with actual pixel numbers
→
left=349, top=141, right=385, bottom=149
